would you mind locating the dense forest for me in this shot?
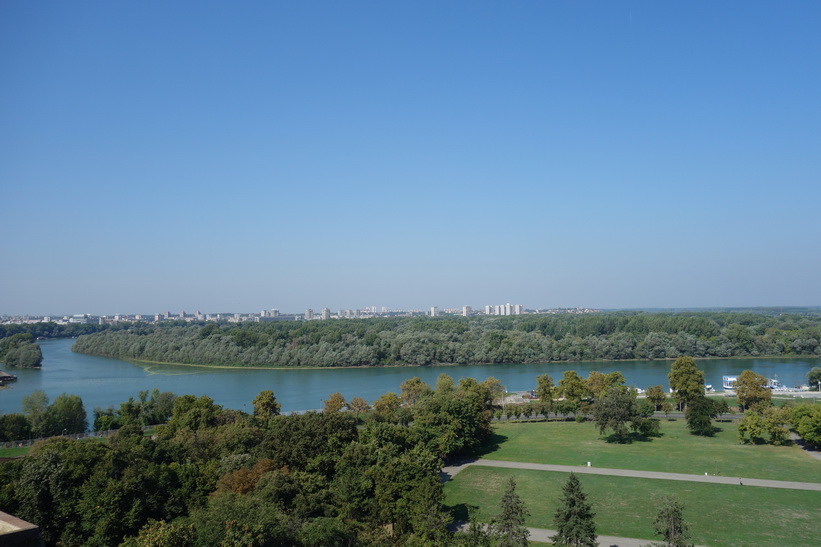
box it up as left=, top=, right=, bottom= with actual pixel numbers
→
left=0, top=377, right=494, bottom=546
left=72, top=312, right=821, bottom=368
left=0, top=323, right=108, bottom=369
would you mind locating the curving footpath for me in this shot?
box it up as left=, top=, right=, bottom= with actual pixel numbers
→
left=443, top=458, right=821, bottom=491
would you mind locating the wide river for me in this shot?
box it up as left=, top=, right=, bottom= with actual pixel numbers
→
left=1, top=339, right=819, bottom=420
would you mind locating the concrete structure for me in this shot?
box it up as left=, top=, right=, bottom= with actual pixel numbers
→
left=0, top=511, right=43, bottom=546
left=430, top=306, right=438, bottom=317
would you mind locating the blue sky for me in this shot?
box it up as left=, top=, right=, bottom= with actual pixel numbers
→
left=2, top=1, right=820, bottom=315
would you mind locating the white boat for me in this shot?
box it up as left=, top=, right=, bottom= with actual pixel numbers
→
left=722, top=374, right=784, bottom=392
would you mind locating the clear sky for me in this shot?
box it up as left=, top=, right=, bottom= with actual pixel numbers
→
left=2, top=1, right=820, bottom=316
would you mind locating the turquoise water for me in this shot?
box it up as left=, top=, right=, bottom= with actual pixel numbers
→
left=1, top=338, right=818, bottom=418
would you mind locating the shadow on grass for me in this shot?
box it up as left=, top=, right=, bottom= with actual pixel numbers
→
left=471, top=431, right=509, bottom=458
left=444, top=502, right=474, bottom=523
left=601, top=431, right=657, bottom=444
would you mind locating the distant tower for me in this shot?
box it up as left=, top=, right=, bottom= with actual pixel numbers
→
left=305, top=309, right=314, bottom=320
left=462, top=306, right=472, bottom=317
left=322, top=308, right=331, bottom=320
left=430, top=307, right=438, bottom=317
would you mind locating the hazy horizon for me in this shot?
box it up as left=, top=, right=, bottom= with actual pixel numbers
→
left=3, top=2, right=820, bottom=316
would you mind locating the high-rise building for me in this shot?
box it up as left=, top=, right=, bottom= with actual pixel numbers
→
left=321, top=308, right=331, bottom=320
left=305, top=309, right=314, bottom=320
left=462, top=306, right=472, bottom=317
left=513, top=304, right=524, bottom=315
left=430, top=307, right=438, bottom=317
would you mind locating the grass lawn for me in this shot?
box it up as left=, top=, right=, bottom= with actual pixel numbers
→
left=444, top=466, right=821, bottom=547
left=0, top=445, right=30, bottom=458
left=478, top=419, right=821, bottom=483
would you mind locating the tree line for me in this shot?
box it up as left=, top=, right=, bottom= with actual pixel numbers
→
left=70, top=312, right=821, bottom=367
left=0, top=322, right=109, bottom=369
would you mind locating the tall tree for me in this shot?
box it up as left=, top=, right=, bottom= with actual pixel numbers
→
left=552, top=473, right=597, bottom=547
left=668, top=357, right=704, bottom=410
left=49, top=393, right=88, bottom=435
left=252, top=390, right=281, bottom=422
left=734, top=370, right=771, bottom=411
left=492, top=477, right=529, bottom=547
left=652, top=496, right=693, bottom=547
left=435, top=373, right=455, bottom=393
left=481, top=377, right=506, bottom=406
left=684, top=395, right=719, bottom=436
left=558, top=371, right=588, bottom=403
left=645, top=385, right=667, bottom=411
left=400, top=377, right=432, bottom=406
left=807, top=367, right=821, bottom=391
left=590, top=388, right=641, bottom=443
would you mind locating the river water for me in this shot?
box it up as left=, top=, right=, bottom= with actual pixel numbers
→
left=1, top=339, right=819, bottom=419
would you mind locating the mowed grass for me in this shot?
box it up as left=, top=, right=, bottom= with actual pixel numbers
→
left=444, top=466, right=821, bottom=547
left=480, top=419, right=821, bottom=483
left=0, top=445, right=30, bottom=458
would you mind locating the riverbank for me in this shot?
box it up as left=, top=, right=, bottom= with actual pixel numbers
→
left=114, top=352, right=821, bottom=372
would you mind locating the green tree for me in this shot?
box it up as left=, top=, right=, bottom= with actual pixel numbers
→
left=668, top=357, right=705, bottom=410
left=481, top=377, right=506, bottom=406
left=400, top=377, right=432, bottom=406
left=552, top=473, right=597, bottom=547
left=652, top=495, right=693, bottom=547
left=558, top=371, right=588, bottom=403
left=435, top=373, right=455, bottom=393
left=684, top=395, right=718, bottom=436
left=807, top=367, right=821, bottom=391
left=251, top=390, right=281, bottom=422
left=585, top=371, right=609, bottom=400
left=0, top=413, right=32, bottom=441
left=49, top=393, right=87, bottom=435
left=22, top=390, right=52, bottom=438
left=492, top=477, right=529, bottom=547
left=373, top=392, right=401, bottom=418
left=735, top=370, right=771, bottom=411
left=790, top=403, right=821, bottom=448
left=645, top=385, right=667, bottom=411
left=535, top=374, right=555, bottom=402
left=590, top=388, right=641, bottom=443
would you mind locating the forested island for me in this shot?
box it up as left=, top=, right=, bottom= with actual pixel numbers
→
left=72, top=312, right=821, bottom=368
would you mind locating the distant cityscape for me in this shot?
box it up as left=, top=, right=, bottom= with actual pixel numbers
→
left=1, top=304, right=600, bottom=326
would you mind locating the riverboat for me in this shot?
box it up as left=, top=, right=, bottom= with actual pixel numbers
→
left=722, top=374, right=785, bottom=393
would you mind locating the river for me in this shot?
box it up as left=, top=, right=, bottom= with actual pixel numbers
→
left=1, top=339, right=819, bottom=420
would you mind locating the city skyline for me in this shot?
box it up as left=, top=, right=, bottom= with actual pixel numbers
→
left=3, top=2, right=821, bottom=316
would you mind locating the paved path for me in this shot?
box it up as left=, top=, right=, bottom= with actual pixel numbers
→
left=452, top=522, right=706, bottom=547
left=442, top=459, right=821, bottom=491
left=790, top=432, right=821, bottom=461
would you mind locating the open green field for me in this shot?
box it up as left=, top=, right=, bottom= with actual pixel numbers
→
left=444, top=466, right=821, bottom=547
left=0, top=445, right=30, bottom=458
left=478, top=419, right=821, bottom=482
